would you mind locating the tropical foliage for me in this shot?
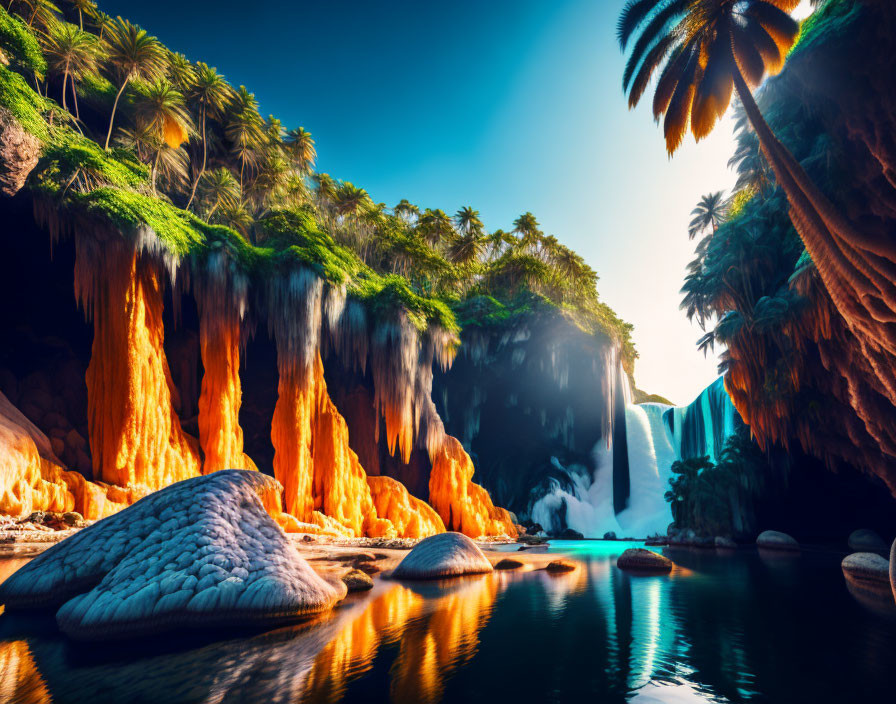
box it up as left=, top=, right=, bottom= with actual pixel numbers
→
left=0, top=1, right=637, bottom=364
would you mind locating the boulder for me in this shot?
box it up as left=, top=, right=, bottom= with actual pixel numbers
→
left=0, top=470, right=344, bottom=640
left=848, top=529, right=887, bottom=554
left=756, top=530, right=800, bottom=552
left=62, top=511, right=86, bottom=528
left=494, top=558, right=524, bottom=570
left=545, top=559, right=576, bottom=573
left=559, top=528, right=584, bottom=540
left=714, top=536, right=737, bottom=549
left=603, top=531, right=617, bottom=540
left=341, top=569, right=374, bottom=593
left=616, top=548, right=673, bottom=573
left=391, top=532, right=493, bottom=580
left=841, top=552, right=891, bottom=598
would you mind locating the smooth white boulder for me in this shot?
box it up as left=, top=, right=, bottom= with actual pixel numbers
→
left=391, top=532, right=492, bottom=579
left=841, top=552, right=891, bottom=597
left=0, top=470, right=344, bottom=640
left=756, top=530, right=800, bottom=552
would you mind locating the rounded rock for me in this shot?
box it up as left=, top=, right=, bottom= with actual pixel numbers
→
left=494, top=558, right=524, bottom=570
left=617, top=548, right=673, bottom=573
left=756, top=530, right=800, bottom=552
left=545, top=559, right=577, bottom=573
left=391, top=532, right=493, bottom=580
left=342, top=569, right=374, bottom=593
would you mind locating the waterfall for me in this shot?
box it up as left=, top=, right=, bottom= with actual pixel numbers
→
left=528, top=375, right=739, bottom=538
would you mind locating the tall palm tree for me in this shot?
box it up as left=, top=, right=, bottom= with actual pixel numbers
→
left=225, top=86, right=264, bottom=189
left=284, top=126, right=316, bottom=175
left=102, top=17, right=167, bottom=149
left=619, top=1, right=896, bottom=385
left=417, top=208, right=454, bottom=247
left=132, top=79, right=192, bottom=192
left=393, top=199, right=419, bottom=223
left=688, top=191, right=726, bottom=239
left=165, top=51, right=194, bottom=90
left=184, top=62, right=231, bottom=209
left=41, top=21, right=99, bottom=118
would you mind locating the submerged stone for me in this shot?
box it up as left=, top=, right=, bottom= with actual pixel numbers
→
left=494, top=558, right=524, bottom=570
left=0, top=470, right=344, bottom=640
left=756, top=530, right=800, bottom=552
left=545, top=559, right=577, bottom=573
left=616, top=548, right=673, bottom=573
left=848, top=529, right=887, bottom=554
left=391, top=532, right=492, bottom=580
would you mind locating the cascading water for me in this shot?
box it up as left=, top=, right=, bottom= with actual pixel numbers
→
left=529, top=375, right=739, bottom=538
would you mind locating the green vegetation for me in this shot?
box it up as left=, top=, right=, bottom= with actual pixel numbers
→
left=665, top=427, right=781, bottom=538
left=0, top=2, right=636, bottom=357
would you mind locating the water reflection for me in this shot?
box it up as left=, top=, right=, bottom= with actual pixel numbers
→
left=1, top=544, right=895, bottom=703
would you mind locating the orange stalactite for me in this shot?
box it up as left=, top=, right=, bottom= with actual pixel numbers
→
left=428, top=435, right=517, bottom=539
left=272, top=350, right=435, bottom=538
left=196, top=287, right=255, bottom=474
left=74, top=236, right=201, bottom=490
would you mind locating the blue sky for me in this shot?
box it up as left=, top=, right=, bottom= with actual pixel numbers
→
left=102, top=0, right=811, bottom=404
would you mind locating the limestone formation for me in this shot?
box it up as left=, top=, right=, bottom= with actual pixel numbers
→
left=0, top=471, right=344, bottom=640
left=847, top=529, right=887, bottom=554
left=0, top=107, right=39, bottom=196
left=391, top=532, right=493, bottom=580
left=756, top=530, right=800, bottom=552
left=617, top=548, right=673, bottom=573
left=841, top=552, right=892, bottom=598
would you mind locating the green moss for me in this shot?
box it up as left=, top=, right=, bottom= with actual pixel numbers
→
left=38, top=132, right=148, bottom=189
left=790, top=0, right=860, bottom=59
left=0, top=7, right=46, bottom=77
left=0, top=63, right=50, bottom=140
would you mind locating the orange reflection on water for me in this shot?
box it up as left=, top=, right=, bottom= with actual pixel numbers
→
left=0, top=639, right=50, bottom=704
left=303, top=574, right=501, bottom=704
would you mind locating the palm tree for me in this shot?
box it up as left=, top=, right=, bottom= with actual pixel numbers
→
left=165, top=51, right=194, bottom=90
left=689, top=191, right=726, bottom=239
left=184, top=62, right=231, bottom=210
left=284, top=126, right=316, bottom=175
left=41, top=21, right=99, bottom=118
left=225, top=86, right=264, bottom=189
left=619, top=1, right=896, bottom=387
left=131, top=79, right=192, bottom=192
left=393, top=199, right=419, bottom=224
left=512, top=212, right=542, bottom=252
left=417, top=208, right=454, bottom=247
left=454, top=206, right=483, bottom=237
left=102, top=17, right=167, bottom=149
left=71, top=0, right=95, bottom=29
left=198, top=167, right=240, bottom=220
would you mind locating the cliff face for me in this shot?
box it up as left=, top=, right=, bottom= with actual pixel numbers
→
left=0, top=174, right=514, bottom=538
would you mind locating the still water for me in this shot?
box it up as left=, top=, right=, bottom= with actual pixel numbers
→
left=1, top=541, right=894, bottom=703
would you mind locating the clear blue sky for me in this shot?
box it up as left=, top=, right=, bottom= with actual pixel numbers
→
left=101, top=0, right=810, bottom=404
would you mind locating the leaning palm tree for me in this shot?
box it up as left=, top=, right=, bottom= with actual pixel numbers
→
left=131, top=79, right=193, bottom=192
left=688, top=191, right=726, bottom=239
left=619, top=0, right=896, bottom=387
left=41, top=21, right=99, bottom=118
left=184, top=62, right=231, bottom=209
left=102, top=17, right=167, bottom=149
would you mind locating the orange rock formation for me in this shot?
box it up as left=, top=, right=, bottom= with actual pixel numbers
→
left=195, top=259, right=256, bottom=473
left=74, top=235, right=201, bottom=491
left=272, top=351, right=439, bottom=538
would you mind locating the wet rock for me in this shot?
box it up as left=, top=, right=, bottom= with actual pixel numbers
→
left=848, top=529, right=887, bottom=554
left=842, top=553, right=892, bottom=598
left=342, top=569, right=374, bottom=593
left=757, top=530, right=800, bottom=552
left=603, top=531, right=617, bottom=540
left=645, top=535, right=668, bottom=546
left=0, top=107, right=40, bottom=196
left=617, top=548, right=673, bottom=573
left=545, top=559, right=576, bottom=573
left=559, top=528, right=584, bottom=540
left=391, top=532, right=493, bottom=580
left=715, top=536, right=737, bottom=549
left=494, top=558, right=524, bottom=570
left=62, top=511, right=86, bottom=528
left=0, top=471, right=344, bottom=640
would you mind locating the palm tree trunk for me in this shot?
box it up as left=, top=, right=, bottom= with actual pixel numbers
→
left=151, top=147, right=161, bottom=194
left=78, top=8, right=83, bottom=30
left=104, top=77, right=130, bottom=150
left=71, top=76, right=80, bottom=119
left=61, top=71, right=68, bottom=112
left=185, top=104, right=207, bottom=210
